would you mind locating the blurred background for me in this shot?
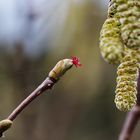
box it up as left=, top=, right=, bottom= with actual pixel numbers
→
left=0, top=0, right=140, bottom=140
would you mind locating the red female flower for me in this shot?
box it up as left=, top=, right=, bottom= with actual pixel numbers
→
left=71, top=56, right=82, bottom=67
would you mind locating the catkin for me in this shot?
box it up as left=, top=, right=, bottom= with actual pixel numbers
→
left=99, top=0, right=124, bottom=64
left=116, top=0, right=140, bottom=49
left=115, top=48, right=140, bottom=111
left=100, top=0, right=140, bottom=111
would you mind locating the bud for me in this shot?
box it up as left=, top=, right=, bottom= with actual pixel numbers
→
left=0, top=119, right=13, bottom=137
left=48, top=57, right=81, bottom=81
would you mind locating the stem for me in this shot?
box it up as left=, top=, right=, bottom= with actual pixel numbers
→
left=7, top=77, right=55, bottom=121
left=118, top=70, right=140, bottom=140
left=0, top=57, right=81, bottom=137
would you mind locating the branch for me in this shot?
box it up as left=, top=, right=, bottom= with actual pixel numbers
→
left=0, top=57, right=81, bottom=137
left=7, top=77, right=54, bottom=121
left=118, top=70, right=140, bottom=140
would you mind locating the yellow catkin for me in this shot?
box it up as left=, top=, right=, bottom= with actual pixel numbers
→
left=100, top=0, right=140, bottom=111
left=115, top=48, right=140, bottom=111
left=99, top=1, right=124, bottom=64
left=115, top=0, right=140, bottom=48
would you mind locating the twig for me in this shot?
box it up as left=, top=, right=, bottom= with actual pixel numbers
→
left=118, top=70, right=140, bottom=140
left=0, top=77, right=55, bottom=138
left=7, top=77, right=54, bottom=121
left=0, top=57, right=81, bottom=138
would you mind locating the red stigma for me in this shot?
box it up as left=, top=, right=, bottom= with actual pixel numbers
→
left=71, top=56, right=82, bottom=67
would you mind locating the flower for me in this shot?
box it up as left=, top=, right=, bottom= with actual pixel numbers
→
left=71, top=56, right=82, bottom=67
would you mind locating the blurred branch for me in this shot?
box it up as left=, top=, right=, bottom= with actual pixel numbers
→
left=119, top=70, right=140, bottom=140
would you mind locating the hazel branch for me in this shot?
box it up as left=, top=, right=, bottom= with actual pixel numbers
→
left=7, top=77, right=54, bottom=121
left=0, top=57, right=81, bottom=138
left=118, top=70, right=140, bottom=140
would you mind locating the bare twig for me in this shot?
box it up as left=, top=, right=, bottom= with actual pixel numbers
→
left=0, top=77, right=54, bottom=138
left=0, top=57, right=81, bottom=138
left=7, top=77, right=54, bottom=121
left=119, top=70, right=140, bottom=140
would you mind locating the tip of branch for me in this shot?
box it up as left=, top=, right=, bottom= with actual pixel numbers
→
left=0, top=119, right=13, bottom=138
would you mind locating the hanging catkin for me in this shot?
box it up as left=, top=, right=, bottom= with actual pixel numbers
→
left=116, top=0, right=140, bottom=49
left=115, top=48, right=140, bottom=111
left=99, top=0, right=124, bottom=64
